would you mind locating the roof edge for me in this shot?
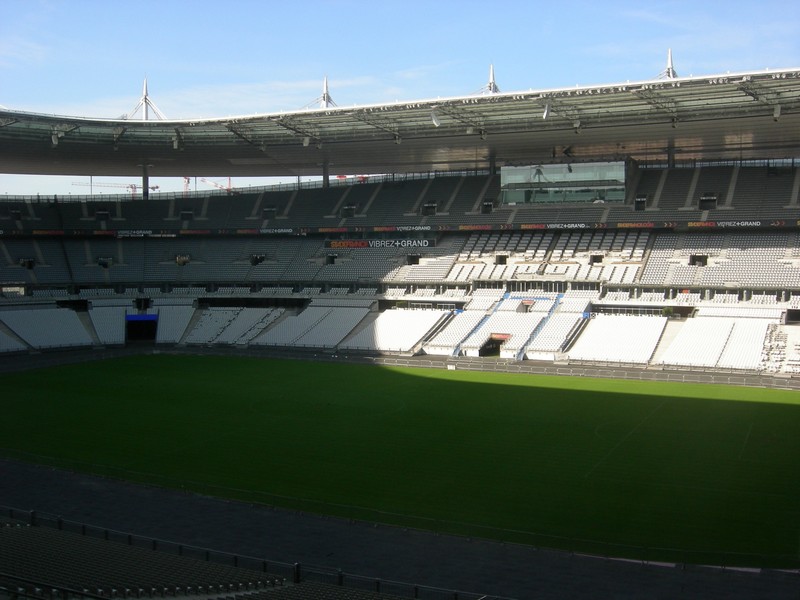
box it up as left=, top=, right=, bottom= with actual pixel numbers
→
left=3, top=66, right=800, bottom=127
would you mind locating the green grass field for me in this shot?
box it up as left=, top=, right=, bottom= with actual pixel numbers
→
left=2, top=354, right=800, bottom=566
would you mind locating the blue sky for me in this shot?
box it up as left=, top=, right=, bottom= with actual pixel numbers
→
left=1, top=0, right=798, bottom=195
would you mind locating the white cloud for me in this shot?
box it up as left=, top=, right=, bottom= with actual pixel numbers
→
left=0, top=37, right=47, bottom=68
left=393, top=63, right=451, bottom=81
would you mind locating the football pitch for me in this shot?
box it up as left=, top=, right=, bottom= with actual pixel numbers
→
left=2, top=354, right=799, bottom=567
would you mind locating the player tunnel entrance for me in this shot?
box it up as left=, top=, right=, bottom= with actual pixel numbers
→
left=479, top=332, right=510, bottom=356
left=126, top=313, right=158, bottom=342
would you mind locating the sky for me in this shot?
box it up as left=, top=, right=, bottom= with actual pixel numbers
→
left=1, top=0, right=798, bottom=196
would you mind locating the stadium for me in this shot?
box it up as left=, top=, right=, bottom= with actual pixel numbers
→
left=1, top=50, right=800, bottom=599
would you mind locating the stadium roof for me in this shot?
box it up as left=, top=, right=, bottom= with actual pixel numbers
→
left=1, top=67, right=799, bottom=178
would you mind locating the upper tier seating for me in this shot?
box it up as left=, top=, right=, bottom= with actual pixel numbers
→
left=5, top=167, right=798, bottom=236
left=640, top=231, right=800, bottom=288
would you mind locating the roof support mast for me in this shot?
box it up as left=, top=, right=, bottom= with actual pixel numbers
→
left=304, top=77, right=338, bottom=187
left=319, top=77, right=334, bottom=188
left=127, top=79, right=166, bottom=199
left=474, top=64, right=500, bottom=95
left=658, top=49, right=679, bottom=80
left=320, top=76, right=335, bottom=109
left=127, top=78, right=167, bottom=121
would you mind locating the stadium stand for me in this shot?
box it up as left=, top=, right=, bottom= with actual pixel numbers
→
left=0, top=519, right=282, bottom=597
left=423, top=310, right=485, bottom=356
left=251, top=306, right=337, bottom=347
left=339, top=309, right=449, bottom=353
left=656, top=317, right=775, bottom=370
left=525, top=312, right=584, bottom=361
left=2, top=165, right=800, bottom=375
left=88, top=304, right=129, bottom=345
left=0, top=307, right=94, bottom=349
left=3, top=64, right=800, bottom=600
left=153, top=304, right=196, bottom=344
left=0, top=506, right=502, bottom=600
left=214, top=307, right=285, bottom=345
left=567, top=314, right=667, bottom=364
left=290, top=306, right=370, bottom=349
left=0, top=327, right=28, bottom=353
left=459, top=310, right=545, bottom=358
left=184, top=307, right=243, bottom=344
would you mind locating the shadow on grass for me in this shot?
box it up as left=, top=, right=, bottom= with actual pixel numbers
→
left=1, top=354, right=799, bottom=568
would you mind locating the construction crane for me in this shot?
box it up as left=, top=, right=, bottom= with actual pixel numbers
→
left=199, top=177, right=233, bottom=193
left=336, top=174, right=370, bottom=184
left=72, top=181, right=159, bottom=199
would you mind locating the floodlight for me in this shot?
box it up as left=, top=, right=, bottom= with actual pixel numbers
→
left=543, top=103, right=550, bottom=120
left=431, top=110, right=441, bottom=127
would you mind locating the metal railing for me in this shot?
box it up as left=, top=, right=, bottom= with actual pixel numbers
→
left=0, top=170, right=491, bottom=204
